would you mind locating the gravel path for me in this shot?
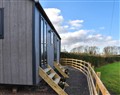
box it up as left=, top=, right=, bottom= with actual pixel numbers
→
left=65, top=67, right=89, bottom=95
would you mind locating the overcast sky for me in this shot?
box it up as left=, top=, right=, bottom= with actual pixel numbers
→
left=40, top=0, right=120, bottom=52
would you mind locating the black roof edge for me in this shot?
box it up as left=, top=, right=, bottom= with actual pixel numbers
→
left=35, top=2, right=61, bottom=39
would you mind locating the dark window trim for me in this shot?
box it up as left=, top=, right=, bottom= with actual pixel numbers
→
left=39, top=13, right=41, bottom=67
left=32, top=3, right=36, bottom=85
left=0, top=8, right=4, bottom=39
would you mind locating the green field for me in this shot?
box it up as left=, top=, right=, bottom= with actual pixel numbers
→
left=95, top=62, right=120, bottom=94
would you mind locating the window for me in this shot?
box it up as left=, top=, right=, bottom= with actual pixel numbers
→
left=54, top=35, right=57, bottom=61
left=0, top=8, right=4, bottom=39
left=44, top=22, right=47, bottom=44
left=40, top=17, right=48, bottom=67
left=44, top=22, right=47, bottom=65
left=41, top=18, right=44, bottom=65
left=50, top=31, right=53, bottom=44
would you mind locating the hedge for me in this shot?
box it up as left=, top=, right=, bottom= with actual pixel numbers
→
left=60, top=52, right=120, bottom=67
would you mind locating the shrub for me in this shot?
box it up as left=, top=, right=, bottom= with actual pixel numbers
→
left=60, top=52, right=120, bottom=67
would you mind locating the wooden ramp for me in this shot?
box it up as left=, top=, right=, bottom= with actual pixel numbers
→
left=39, top=64, right=68, bottom=95
left=54, top=62, right=69, bottom=78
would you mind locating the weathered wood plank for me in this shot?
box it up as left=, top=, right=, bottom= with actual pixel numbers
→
left=0, top=0, right=3, bottom=83
left=18, top=0, right=27, bottom=84
left=26, top=0, right=33, bottom=85
left=2, top=0, right=12, bottom=84
left=10, top=0, right=19, bottom=84
left=96, top=72, right=101, bottom=95
left=0, top=0, right=33, bottom=85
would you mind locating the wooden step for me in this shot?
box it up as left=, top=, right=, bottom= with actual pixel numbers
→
left=54, top=62, right=69, bottom=78
left=58, top=64, right=66, bottom=71
left=39, top=65, right=68, bottom=95
left=62, top=68, right=65, bottom=72
left=54, top=77, right=61, bottom=84
left=59, top=65, right=63, bottom=69
left=44, top=68, right=51, bottom=73
left=49, top=73, right=56, bottom=79
left=65, top=82, right=69, bottom=87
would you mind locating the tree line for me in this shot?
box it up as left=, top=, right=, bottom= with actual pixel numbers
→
left=70, top=46, right=120, bottom=55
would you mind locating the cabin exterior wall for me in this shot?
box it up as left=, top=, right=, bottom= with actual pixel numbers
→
left=0, top=0, right=33, bottom=85
left=0, top=0, right=61, bottom=86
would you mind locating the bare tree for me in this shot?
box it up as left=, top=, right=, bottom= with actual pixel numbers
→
left=87, top=46, right=99, bottom=55
left=71, top=46, right=99, bottom=55
left=103, top=46, right=120, bottom=55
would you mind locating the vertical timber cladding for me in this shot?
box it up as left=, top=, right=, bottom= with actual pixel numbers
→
left=0, top=0, right=3, bottom=83
left=34, top=6, right=40, bottom=85
left=0, top=0, right=33, bottom=85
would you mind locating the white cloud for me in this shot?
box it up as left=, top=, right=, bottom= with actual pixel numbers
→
left=64, top=25, right=69, bottom=29
left=44, top=8, right=63, bottom=25
left=68, top=20, right=84, bottom=30
left=44, top=8, right=119, bottom=52
left=44, top=8, right=66, bottom=33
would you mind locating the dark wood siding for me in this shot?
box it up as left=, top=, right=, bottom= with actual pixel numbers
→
left=0, top=0, right=3, bottom=83
left=34, top=6, right=40, bottom=84
left=0, top=0, right=33, bottom=85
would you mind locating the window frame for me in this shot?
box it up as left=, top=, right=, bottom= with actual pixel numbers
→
left=0, top=8, right=4, bottom=39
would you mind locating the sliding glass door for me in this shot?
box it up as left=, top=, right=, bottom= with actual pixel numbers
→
left=40, top=17, right=47, bottom=68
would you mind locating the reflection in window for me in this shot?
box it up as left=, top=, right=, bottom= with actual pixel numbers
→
left=54, top=34, right=57, bottom=61
left=44, top=22, right=47, bottom=65
left=41, top=18, right=44, bottom=65
left=50, top=31, right=53, bottom=44
left=44, top=22, right=47, bottom=44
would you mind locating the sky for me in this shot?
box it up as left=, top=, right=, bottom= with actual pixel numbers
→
left=40, top=0, right=120, bottom=52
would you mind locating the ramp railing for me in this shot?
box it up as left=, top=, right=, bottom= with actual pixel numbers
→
left=60, top=58, right=110, bottom=95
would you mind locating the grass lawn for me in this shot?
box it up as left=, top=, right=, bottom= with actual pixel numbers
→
left=95, top=62, right=120, bottom=94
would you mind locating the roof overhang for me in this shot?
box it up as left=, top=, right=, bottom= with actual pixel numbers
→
left=34, top=0, right=39, bottom=2
left=32, top=0, right=61, bottom=39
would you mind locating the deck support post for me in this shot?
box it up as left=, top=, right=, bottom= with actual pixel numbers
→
left=96, top=72, right=101, bottom=95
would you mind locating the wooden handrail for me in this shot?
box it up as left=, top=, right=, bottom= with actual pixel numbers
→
left=60, top=58, right=110, bottom=95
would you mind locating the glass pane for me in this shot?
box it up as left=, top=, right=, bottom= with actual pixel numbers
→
left=44, top=22, right=47, bottom=44
left=41, top=18, right=44, bottom=44
left=51, top=31, right=53, bottom=44
left=44, top=44, right=47, bottom=64
left=44, top=22, right=47, bottom=65
left=41, top=18, right=44, bottom=65
left=54, top=34, right=57, bottom=61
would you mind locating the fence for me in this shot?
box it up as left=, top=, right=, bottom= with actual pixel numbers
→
left=60, top=58, right=110, bottom=95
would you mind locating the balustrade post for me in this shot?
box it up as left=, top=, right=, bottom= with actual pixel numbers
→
left=96, top=72, right=101, bottom=95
